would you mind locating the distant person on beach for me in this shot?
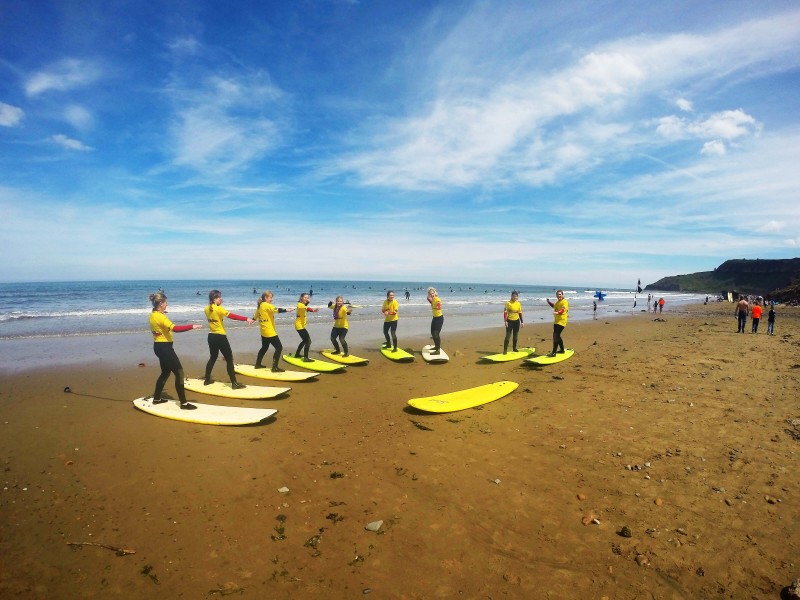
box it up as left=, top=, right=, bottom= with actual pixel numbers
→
left=148, top=292, right=202, bottom=410
left=294, top=293, right=319, bottom=362
left=658, top=298, right=665, bottom=313
left=751, top=303, right=762, bottom=333
left=767, top=305, right=776, bottom=335
left=593, top=300, right=597, bottom=319
left=427, top=287, right=443, bottom=354
left=253, top=291, right=294, bottom=372
left=653, top=299, right=658, bottom=314
left=382, top=290, right=399, bottom=352
left=204, top=290, right=253, bottom=388
left=329, top=296, right=352, bottom=356
left=736, top=296, right=749, bottom=333
left=546, top=290, right=568, bottom=357
left=503, top=291, right=523, bottom=354
left=404, top=289, right=410, bottom=301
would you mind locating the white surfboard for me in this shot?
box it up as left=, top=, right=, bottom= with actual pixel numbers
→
left=183, top=378, right=290, bottom=399
left=133, top=397, right=278, bottom=426
left=421, top=344, right=449, bottom=363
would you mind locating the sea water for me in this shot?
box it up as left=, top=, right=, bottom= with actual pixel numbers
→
left=0, top=279, right=705, bottom=340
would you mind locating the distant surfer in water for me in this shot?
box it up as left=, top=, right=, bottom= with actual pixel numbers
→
left=253, top=290, right=294, bottom=372
left=204, top=290, right=253, bottom=388
left=329, top=296, right=352, bottom=356
left=546, top=290, right=568, bottom=357
left=294, top=293, right=319, bottom=362
left=427, top=287, right=443, bottom=354
left=503, top=290, right=523, bottom=354
left=382, top=290, right=399, bottom=352
left=148, top=292, right=202, bottom=410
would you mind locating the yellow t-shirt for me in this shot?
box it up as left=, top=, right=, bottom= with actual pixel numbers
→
left=295, top=302, right=308, bottom=330
left=430, top=296, right=442, bottom=318
left=205, top=304, right=230, bottom=335
left=253, top=302, right=278, bottom=338
left=382, top=299, right=399, bottom=322
left=150, top=311, right=174, bottom=343
left=333, top=305, right=349, bottom=329
left=553, top=298, right=569, bottom=327
left=505, top=300, right=522, bottom=321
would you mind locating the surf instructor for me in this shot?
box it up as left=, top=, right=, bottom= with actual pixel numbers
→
left=149, top=292, right=202, bottom=410
left=546, top=290, right=568, bottom=357
left=382, top=290, right=399, bottom=352
left=503, top=290, right=523, bottom=354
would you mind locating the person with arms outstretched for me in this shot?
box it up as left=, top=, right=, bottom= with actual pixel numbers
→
left=546, top=290, right=569, bottom=357
left=253, top=290, right=294, bottom=372
left=204, top=289, right=253, bottom=387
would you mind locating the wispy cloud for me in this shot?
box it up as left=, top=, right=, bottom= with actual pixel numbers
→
left=50, top=134, right=92, bottom=151
left=24, top=58, right=102, bottom=96
left=0, top=102, right=24, bottom=127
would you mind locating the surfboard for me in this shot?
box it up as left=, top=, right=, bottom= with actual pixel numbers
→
left=421, top=344, right=449, bottom=363
left=282, top=354, right=346, bottom=373
left=524, top=348, right=575, bottom=365
left=183, top=378, right=290, bottom=399
left=133, top=397, right=277, bottom=426
left=480, top=347, right=535, bottom=363
left=320, top=349, right=369, bottom=365
left=407, top=381, right=519, bottom=413
left=234, top=364, right=319, bottom=382
left=380, top=345, right=414, bottom=363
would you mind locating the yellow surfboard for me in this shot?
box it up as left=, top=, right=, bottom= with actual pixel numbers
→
left=282, top=354, right=346, bottom=373
left=320, top=349, right=369, bottom=365
left=380, top=346, right=414, bottom=363
left=408, top=381, right=519, bottom=413
left=480, top=347, right=535, bottom=363
left=235, top=363, right=319, bottom=382
left=524, top=349, right=575, bottom=366
left=183, top=378, right=290, bottom=399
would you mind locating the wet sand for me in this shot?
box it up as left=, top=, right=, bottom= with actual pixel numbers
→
left=1, top=302, right=798, bottom=599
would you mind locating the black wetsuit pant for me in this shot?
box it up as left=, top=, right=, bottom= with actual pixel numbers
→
left=504, top=319, right=520, bottom=353
left=153, top=342, right=187, bottom=403
left=256, top=335, right=282, bottom=368
left=330, top=327, right=348, bottom=354
left=552, top=324, right=565, bottom=354
left=430, top=315, right=443, bottom=351
left=205, top=333, right=238, bottom=383
left=295, top=328, right=311, bottom=359
left=383, top=321, right=398, bottom=349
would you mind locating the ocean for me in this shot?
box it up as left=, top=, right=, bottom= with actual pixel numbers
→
left=0, top=279, right=706, bottom=340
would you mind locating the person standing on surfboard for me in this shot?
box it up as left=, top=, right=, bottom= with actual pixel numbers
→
left=382, top=290, right=399, bottom=352
left=427, top=287, right=444, bottom=355
left=329, top=295, right=352, bottom=356
left=148, top=292, right=202, bottom=410
left=253, top=290, right=294, bottom=372
left=546, top=290, right=568, bottom=357
left=294, top=293, right=319, bottom=362
left=204, top=290, right=253, bottom=388
left=503, top=290, right=523, bottom=354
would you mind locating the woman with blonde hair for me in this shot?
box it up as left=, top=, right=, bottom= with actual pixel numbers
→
left=427, top=287, right=443, bottom=355
left=253, top=290, right=294, bottom=372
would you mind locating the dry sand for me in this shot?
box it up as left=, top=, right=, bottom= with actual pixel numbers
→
left=1, top=302, right=798, bottom=599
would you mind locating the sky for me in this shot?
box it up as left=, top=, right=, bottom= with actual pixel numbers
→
left=1, top=0, right=799, bottom=287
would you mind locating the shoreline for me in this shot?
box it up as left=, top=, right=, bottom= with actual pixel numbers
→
left=1, top=301, right=798, bottom=598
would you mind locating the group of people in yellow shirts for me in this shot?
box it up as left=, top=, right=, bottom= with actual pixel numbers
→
left=148, top=287, right=569, bottom=410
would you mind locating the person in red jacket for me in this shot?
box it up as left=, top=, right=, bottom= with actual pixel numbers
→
left=149, top=292, right=202, bottom=410
left=204, top=289, right=254, bottom=387
left=751, top=303, right=763, bottom=333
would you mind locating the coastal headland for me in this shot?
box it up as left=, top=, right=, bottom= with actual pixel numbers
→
left=1, top=302, right=798, bottom=598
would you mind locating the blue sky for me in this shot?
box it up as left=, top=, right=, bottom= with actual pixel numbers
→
left=1, top=0, right=799, bottom=287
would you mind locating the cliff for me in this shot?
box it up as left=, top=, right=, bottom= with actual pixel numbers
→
left=645, top=258, right=800, bottom=296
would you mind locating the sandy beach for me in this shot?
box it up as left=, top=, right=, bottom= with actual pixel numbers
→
left=1, top=302, right=798, bottom=599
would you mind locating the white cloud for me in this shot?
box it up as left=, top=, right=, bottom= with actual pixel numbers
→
left=676, top=98, right=693, bottom=112
left=701, top=140, right=726, bottom=156
left=63, top=105, right=94, bottom=130
left=25, top=58, right=102, bottom=96
left=0, top=102, right=24, bottom=127
left=50, top=134, right=92, bottom=151
left=757, top=221, right=784, bottom=233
